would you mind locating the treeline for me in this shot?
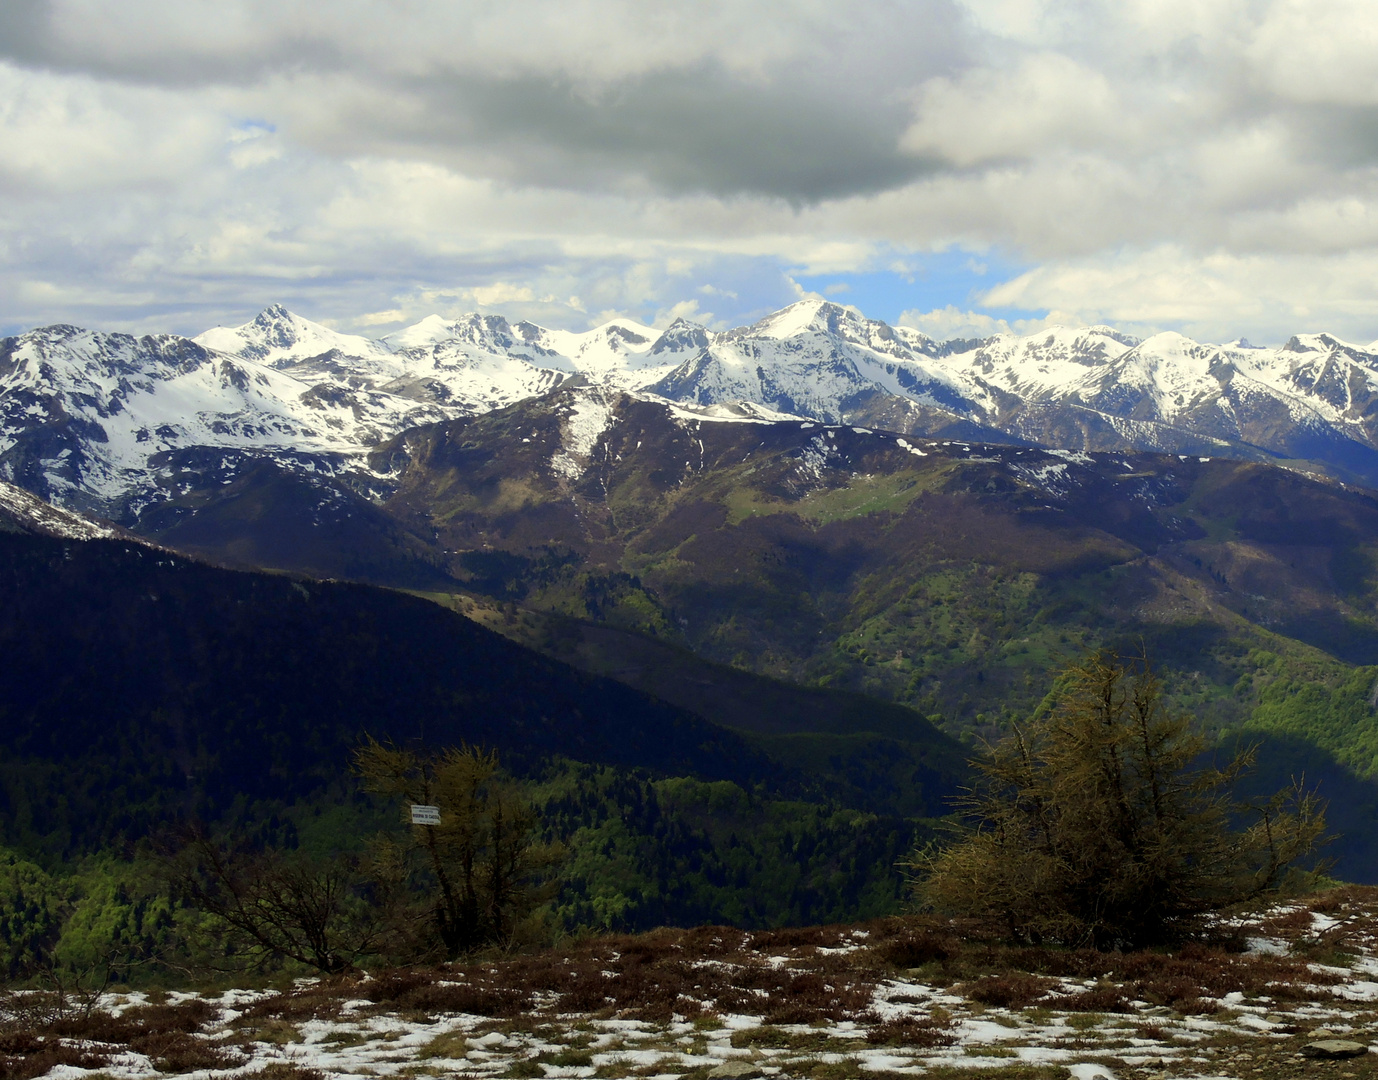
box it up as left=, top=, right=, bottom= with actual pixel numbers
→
left=536, top=765, right=924, bottom=931
left=0, top=753, right=934, bottom=993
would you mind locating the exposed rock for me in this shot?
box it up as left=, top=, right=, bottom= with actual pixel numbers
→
left=1301, top=1040, right=1369, bottom=1059
left=708, top=1061, right=765, bottom=1079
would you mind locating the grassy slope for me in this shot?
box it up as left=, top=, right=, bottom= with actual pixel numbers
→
left=367, top=397, right=1378, bottom=752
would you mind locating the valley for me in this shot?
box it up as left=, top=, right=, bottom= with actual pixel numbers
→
left=129, top=386, right=1378, bottom=765
left=5, top=300, right=1378, bottom=949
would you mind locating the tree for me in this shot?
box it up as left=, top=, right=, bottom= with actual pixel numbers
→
left=0, top=851, right=174, bottom=1007
left=173, top=829, right=406, bottom=974
left=353, top=740, right=561, bottom=959
left=912, top=650, right=1328, bottom=948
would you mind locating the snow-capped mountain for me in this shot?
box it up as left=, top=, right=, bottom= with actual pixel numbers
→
left=0, top=321, right=443, bottom=515
left=643, top=303, right=1378, bottom=476
left=6, top=298, right=1378, bottom=522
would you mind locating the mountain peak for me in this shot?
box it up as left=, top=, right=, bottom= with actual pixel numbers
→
left=385, top=313, right=460, bottom=351
left=197, top=307, right=390, bottom=364
left=750, top=298, right=865, bottom=340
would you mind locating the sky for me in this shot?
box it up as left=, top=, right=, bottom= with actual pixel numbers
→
left=3, top=0, right=1378, bottom=345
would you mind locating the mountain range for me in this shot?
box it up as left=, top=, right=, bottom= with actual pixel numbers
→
left=7, top=301, right=1378, bottom=525
left=8, top=301, right=1378, bottom=888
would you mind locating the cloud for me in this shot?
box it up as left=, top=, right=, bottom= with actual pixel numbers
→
left=897, top=304, right=1080, bottom=341
left=652, top=298, right=712, bottom=329
left=357, top=308, right=407, bottom=326
left=901, top=53, right=1123, bottom=167
left=977, top=244, right=1378, bottom=344
left=1246, top=0, right=1378, bottom=107
left=0, top=62, right=223, bottom=193
left=4, top=0, right=969, bottom=201
left=4, top=0, right=1378, bottom=342
left=470, top=283, right=535, bottom=306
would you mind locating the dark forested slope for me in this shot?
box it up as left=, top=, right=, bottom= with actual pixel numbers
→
left=0, top=531, right=792, bottom=857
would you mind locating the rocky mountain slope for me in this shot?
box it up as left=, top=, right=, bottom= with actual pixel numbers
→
left=0, top=477, right=128, bottom=540
left=6, top=302, right=1378, bottom=523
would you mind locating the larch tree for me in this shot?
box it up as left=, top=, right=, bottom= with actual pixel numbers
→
left=353, top=740, right=561, bottom=959
left=913, top=650, right=1328, bottom=949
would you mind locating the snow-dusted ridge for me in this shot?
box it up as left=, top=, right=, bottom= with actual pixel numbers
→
left=0, top=478, right=127, bottom=540
left=6, top=298, right=1378, bottom=516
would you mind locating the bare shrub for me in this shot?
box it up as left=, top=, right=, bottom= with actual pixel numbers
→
left=1052, top=984, right=1132, bottom=1013
left=755, top=925, right=850, bottom=950
left=964, top=974, right=1053, bottom=1009
left=241, top=1064, right=326, bottom=1080
left=865, top=1016, right=957, bottom=1047
left=873, top=931, right=954, bottom=968
left=0, top=1034, right=110, bottom=1080
left=358, top=969, right=436, bottom=1003
left=128, top=1030, right=243, bottom=1072
left=52, top=998, right=216, bottom=1041
left=237, top=983, right=352, bottom=1023
left=400, top=980, right=533, bottom=1018
left=174, top=829, right=397, bottom=974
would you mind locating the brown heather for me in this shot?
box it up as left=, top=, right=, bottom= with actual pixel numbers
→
left=4, top=886, right=1378, bottom=1079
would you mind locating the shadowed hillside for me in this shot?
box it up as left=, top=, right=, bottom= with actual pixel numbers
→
left=0, top=531, right=782, bottom=857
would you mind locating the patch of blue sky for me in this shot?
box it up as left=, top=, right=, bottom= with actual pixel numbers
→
left=793, top=248, right=1045, bottom=327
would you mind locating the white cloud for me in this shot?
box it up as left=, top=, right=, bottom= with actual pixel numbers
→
left=897, top=304, right=1080, bottom=340
left=1245, top=0, right=1378, bottom=106
left=977, top=244, right=1378, bottom=344
left=652, top=298, right=711, bottom=328
left=0, top=61, right=222, bottom=193
left=901, top=53, right=1122, bottom=167
left=471, top=283, right=536, bottom=306
left=357, top=308, right=408, bottom=326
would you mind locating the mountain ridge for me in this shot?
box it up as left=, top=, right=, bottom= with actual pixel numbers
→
left=8, top=300, right=1378, bottom=525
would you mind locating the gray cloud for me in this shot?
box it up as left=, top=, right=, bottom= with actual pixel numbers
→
left=0, top=0, right=968, bottom=203
left=7, top=0, right=1378, bottom=344
left=339, top=66, right=939, bottom=202
left=0, top=0, right=52, bottom=65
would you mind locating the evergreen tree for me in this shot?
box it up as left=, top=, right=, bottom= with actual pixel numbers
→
left=913, top=650, right=1327, bottom=948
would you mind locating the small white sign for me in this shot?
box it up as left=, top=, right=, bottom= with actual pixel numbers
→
left=410, top=804, right=441, bottom=825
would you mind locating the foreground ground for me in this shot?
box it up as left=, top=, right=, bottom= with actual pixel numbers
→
left=9, top=889, right=1378, bottom=1080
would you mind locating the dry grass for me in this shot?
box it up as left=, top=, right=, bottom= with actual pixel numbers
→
left=0, top=997, right=242, bottom=1079
left=4, top=884, right=1377, bottom=1080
